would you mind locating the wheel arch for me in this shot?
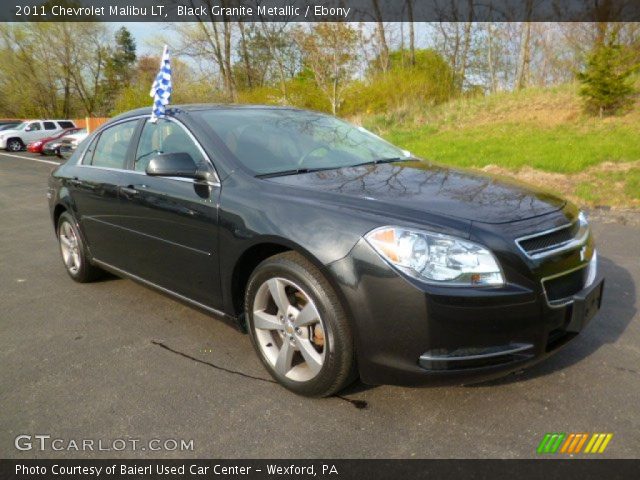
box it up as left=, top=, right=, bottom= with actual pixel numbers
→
left=53, top=203, right=68, bottom=230
left=5, top=137, right=24, bottom=148
left=51, top=199, right=93, bottom=260
left=228, top=237, right=354, bottom=326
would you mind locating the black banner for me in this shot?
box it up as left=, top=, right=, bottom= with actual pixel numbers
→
left=2, top=460, right=640, bottom=480
left=3, top=0, right=640, bottom=22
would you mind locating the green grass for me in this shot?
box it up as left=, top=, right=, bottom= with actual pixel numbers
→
left=573, top=168, right=640, bottom=206
left=625, top=169, right=640, bottom=200
left=361, top=82, right=640, bottom=174
left=378, top=122, right=640, bottom=174
left=356, top=83, right=640, bottom=207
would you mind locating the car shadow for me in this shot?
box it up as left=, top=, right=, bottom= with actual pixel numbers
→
left=92, top=271, right=120, bottom=283
left=470, top=255, right=636, bottom=386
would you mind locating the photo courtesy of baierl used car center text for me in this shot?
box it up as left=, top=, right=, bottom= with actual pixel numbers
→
left=0, top=0, right=639, bottom=479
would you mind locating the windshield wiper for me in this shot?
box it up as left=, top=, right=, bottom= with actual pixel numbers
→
left=256, top=157, right=415, bottom=178
left=351, top=157, right=414, bottom=168
left=255, top=166, right=337, bottom=179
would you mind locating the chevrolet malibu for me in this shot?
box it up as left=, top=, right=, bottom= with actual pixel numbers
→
left=48, top=105, right=604, bottom=397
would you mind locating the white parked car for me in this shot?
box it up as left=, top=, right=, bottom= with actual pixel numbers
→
left=62, top=130, right=88, bottom=146
left=57, top=130, right=89, bottom=157
left=0, top=120, right=77, bottom=152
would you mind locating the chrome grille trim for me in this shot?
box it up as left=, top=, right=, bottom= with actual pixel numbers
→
left=515, top=220, right=589, bottom=260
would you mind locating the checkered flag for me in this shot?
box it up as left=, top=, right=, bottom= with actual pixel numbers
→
left=150, top=45, right=172, bottom=123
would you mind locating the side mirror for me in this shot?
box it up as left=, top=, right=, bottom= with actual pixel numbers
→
left=146, top=152, right=211, bottom=181
left=25, top=125, right=32, bottom=132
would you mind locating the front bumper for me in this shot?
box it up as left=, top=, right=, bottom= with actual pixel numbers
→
left=42, top=145, right=60, bottom=156
left=326, top=239, right=604, bottom=386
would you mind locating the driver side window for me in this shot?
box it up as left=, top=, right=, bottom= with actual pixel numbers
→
left=134, top=118, right=205, bottom=172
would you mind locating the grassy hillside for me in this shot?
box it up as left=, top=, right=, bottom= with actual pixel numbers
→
left=362, top=84, right=640, bottom=208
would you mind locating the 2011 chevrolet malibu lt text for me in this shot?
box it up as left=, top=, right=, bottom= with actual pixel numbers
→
left=47, top=105, right=604, bottom=397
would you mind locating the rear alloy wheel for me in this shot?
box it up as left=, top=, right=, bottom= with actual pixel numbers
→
left=6, top=139, right=23, bottom=152
left=246, top=252, right=356, bottom=397
left=57, top=212, right=102, bottom=282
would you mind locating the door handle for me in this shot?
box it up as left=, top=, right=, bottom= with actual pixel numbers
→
left=120, top=186, right=138, bottom=195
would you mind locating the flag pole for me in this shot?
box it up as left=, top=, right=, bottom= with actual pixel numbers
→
left=150, top=45, right=172, bottom=123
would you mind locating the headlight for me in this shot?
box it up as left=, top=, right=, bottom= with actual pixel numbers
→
left=365, top=226, right=504, bottom=286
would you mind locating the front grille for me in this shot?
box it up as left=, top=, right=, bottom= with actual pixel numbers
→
left=518, top=222, right=580, bottom=255
left=543, top=266, right=587, bottom=304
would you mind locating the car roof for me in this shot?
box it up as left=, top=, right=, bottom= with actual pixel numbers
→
left=22, top=119, right=75, bottom=123
left=111, top=104, right=305, bottom=122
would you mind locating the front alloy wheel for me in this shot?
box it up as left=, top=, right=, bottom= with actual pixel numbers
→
left=246, top=252, right=356, bottom=397
left=6, top=139, right=23, bottom=152
left=253, top=277, right=326, bottom=382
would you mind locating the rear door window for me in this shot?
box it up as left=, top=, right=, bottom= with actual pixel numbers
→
left=43, top=122, right=57, bottom=130
left=81, top=136, right=99, bottom=165
left=58, top=121, right=75, bottom=129
left=90, top=121, right=138, bottom=169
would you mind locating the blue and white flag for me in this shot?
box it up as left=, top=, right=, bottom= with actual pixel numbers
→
left=150, top=45, right=172, bottom=123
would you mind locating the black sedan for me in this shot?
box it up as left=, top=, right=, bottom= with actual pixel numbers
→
left=48, top=105, right=604, bottom=397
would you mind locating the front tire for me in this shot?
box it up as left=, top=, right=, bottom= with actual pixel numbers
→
left=245, top=252, right=356, bottom=397
left=6, top=138, right=23, bottom=152
left=57, top=212, right=102, bottom=282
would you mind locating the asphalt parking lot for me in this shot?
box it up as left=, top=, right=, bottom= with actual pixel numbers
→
left=1, top=151, right=639, bottom=459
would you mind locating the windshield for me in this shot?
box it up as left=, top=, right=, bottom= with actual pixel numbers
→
left=195, top=109, right=409, bottom=175
left=11, top=122, right=27, bottom=131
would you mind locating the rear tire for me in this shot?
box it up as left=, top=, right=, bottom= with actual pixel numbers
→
left=57, top=212, right=103, bottom=283
left=245, top=251, right=356, bottom=397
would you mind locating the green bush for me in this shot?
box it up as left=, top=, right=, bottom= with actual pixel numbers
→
left=342, top=49, right=456, bottom=116
left=236, top=69, right=331, bottom=113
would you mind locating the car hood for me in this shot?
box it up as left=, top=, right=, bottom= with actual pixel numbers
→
left=35, top=136, right=57, bottom=144
left=66, top=133, right=87, bottom=141
left=0, top=129, right=19, bottom=136
left=265, top=162, right=566, bottom=224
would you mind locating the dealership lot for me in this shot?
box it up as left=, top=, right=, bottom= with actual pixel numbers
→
left=1, top=152, right=639, bottom=458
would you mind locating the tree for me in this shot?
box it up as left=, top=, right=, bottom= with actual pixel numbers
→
left=577, top=41, right=637, bottom=117
left=171, top=1, right=236, bottom=101
left=111, top=55, right=206, bottom=114
left=295, top=24, right=359, bottom=115
left=514, top=22, right=532, bottom=90
left=371, top=0, right=390, bottom=72
left=255, top=21, right=302, bottom=101
left=0, top=22, right=109, bottom=117
left=105, top=27, right=137, bottom=87
left=406, top=0, right=415, bottom=66
left=431, top=18, right=475, bottom=90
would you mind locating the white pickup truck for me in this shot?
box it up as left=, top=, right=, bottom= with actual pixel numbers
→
left=0, top=119, right=77, bottom=152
